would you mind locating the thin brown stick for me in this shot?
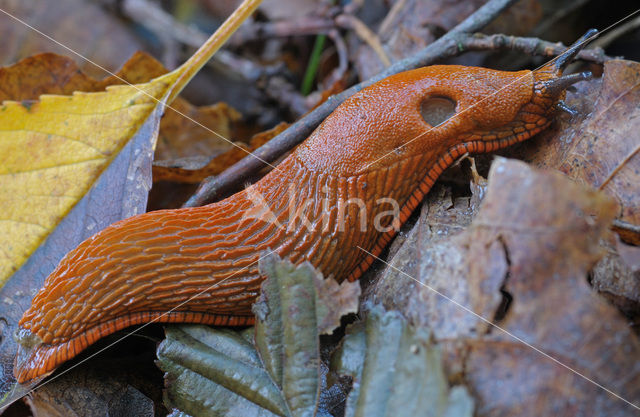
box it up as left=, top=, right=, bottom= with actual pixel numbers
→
left=462, top=33, right=610, bottom=64
left=183, top=0, right=521, bottom=207
left=121, top=0, right=276, bottom=82
left=336, top=14, right=391, bottom=67
left=324, top=29, right=349, bottom=88
left=229, top=18, right=337, bottom=46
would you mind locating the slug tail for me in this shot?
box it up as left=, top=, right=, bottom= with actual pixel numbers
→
left=14, top=311, right=254, bottom=383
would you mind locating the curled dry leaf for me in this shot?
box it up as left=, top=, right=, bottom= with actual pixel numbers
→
left=364, top=158, right=640, bottom=416
left=153, top=122, right=289, bottom=184
left=308, top=263, right=360, bottom=336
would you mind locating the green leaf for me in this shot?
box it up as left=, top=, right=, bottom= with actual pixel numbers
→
left=255, top=254, right=321, bottom=417
left=158, top=255, right=469, bottom=417
left=157, top=325, right=288, bottom=417
left=158, top=253, right=359, bottom=417
left=331, top=306, right=475, bottom=417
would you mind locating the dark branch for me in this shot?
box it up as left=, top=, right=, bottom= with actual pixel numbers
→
left=459, top=33, right=609, bottom=64
left=183, top=0, right=527, bottom=207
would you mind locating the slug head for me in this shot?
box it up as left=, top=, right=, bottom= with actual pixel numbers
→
left=296, top=30, right=595, bottom=176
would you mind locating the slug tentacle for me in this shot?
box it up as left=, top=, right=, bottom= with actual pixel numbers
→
left=537, top=71, right=592, bottom=96
left=15, top=31, right=596, bottom=383
left=551, top=28, right=598, bottom=72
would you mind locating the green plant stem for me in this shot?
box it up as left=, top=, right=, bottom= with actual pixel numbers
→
left=301, top=34, right=327, bottom=96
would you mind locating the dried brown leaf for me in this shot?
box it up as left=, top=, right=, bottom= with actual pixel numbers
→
left=365, top=158, right=640, bottom=416
left=508, top=60, right=640, bottom=243
left=152, top=122, right=289, bottom=183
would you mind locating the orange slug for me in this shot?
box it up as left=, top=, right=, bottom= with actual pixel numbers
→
left=14, top=32, right=595, bottom=383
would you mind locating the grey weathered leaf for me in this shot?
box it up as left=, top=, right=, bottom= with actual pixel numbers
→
left=157, top=325, right=287, bottom=417
left=331, top=306, right=474, bottom=417
left=255, top=254, right=321, bottom=417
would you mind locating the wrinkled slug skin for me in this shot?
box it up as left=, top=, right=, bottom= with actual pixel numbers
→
left=15, top=63, right=570, bottom=382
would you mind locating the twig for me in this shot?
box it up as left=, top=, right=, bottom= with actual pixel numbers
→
left=263, top=77, right=311, bottom=118
left=378, top=0, right=408, bottom=35
left=335, top=14, right=391, bottom=67
left=121, top=0, right=277, bottom=82
left=229, top=18, right=337, bottom=45
left=613, top=219, right=640, bottom=237
left=343, top=0, right=365, bottom=15
left=323, top=29, right=349, bottom=89
left=462, top=33, right=610, bottom=64
left=184, top=0, right=522, bottom=207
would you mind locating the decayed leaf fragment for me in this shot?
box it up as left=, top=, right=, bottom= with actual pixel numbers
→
left=153, top=122, right=289, bottom=183
left=365, top=158, right=640, bottom=416
left=331, top=306, right=474, bottom=417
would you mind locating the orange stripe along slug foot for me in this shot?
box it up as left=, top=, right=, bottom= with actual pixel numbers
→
left=14, top=30, right=597, bottom=383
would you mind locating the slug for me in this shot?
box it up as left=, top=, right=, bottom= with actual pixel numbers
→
left=14, top=32, right=594, bottom=383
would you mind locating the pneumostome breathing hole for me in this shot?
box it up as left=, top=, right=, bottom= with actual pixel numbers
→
left=421, top=96, right=457, bottom=127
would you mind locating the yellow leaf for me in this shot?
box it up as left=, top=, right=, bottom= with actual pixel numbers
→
left=0, top=0, right=262, bottom=287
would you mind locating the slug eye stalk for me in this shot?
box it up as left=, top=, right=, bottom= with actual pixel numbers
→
left=533, top=28, right=598, bottom=91
left=552, top=28, right=598, bottom=72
